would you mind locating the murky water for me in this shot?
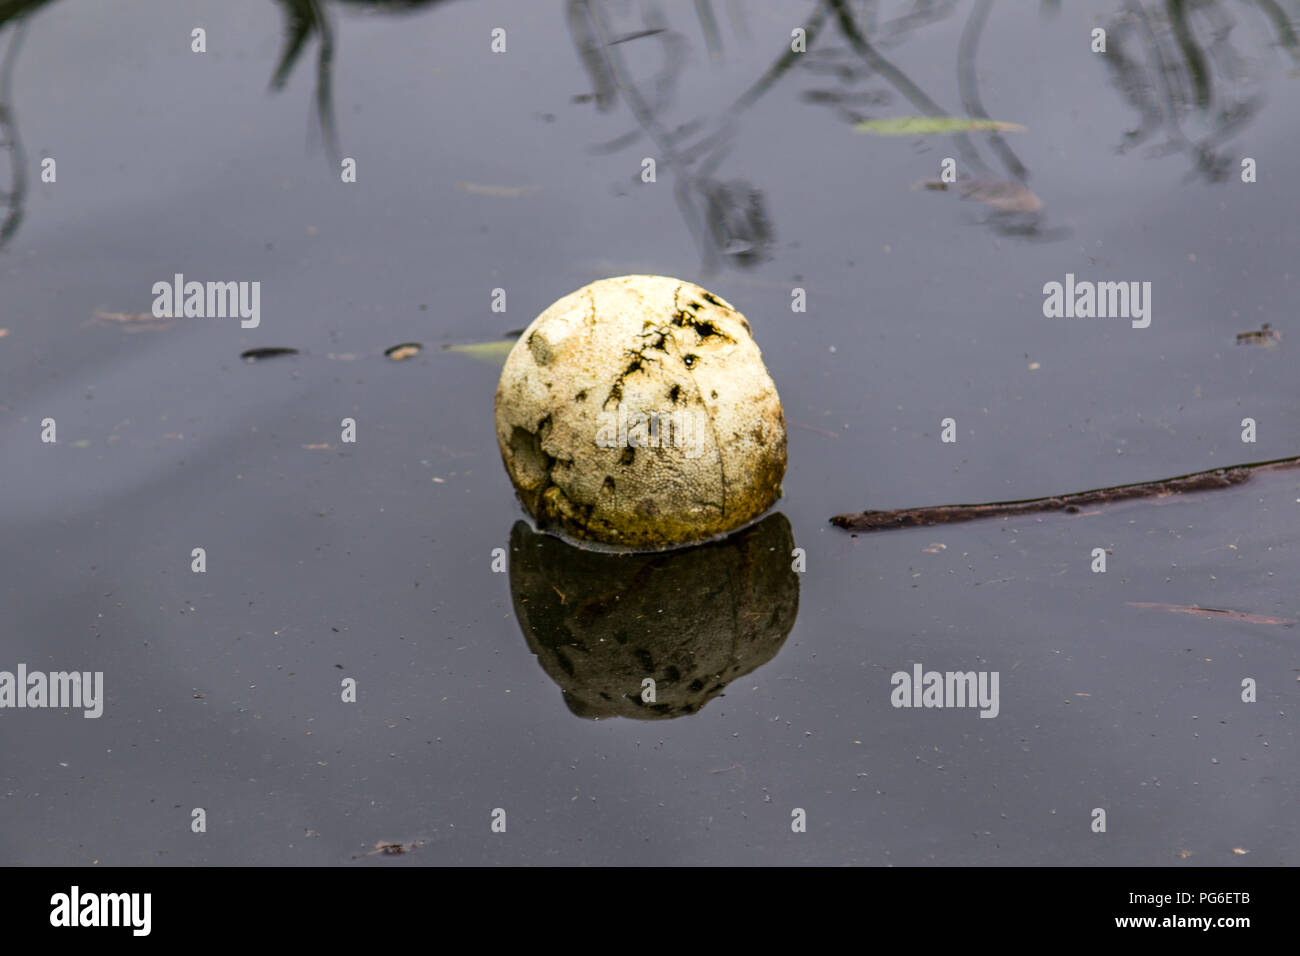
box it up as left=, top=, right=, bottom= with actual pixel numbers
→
left=1, top=0, right=1296, bottom=865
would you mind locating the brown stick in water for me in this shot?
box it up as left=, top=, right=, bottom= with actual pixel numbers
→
left=830, top=456, right=1300, bottom=533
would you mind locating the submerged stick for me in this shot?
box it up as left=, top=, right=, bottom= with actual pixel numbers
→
left=830, top=456, right=1300, bottom=533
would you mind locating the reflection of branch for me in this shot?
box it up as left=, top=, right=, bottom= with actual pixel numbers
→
left=832, top=456, right=1300, bottom=533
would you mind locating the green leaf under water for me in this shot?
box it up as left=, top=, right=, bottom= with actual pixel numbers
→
left=854, top=116, right=1027, bottom=136
left=441, top=340, right=517, bottom=362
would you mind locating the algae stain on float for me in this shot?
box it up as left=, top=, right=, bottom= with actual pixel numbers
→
left=493, top=275, right=787, bottom=550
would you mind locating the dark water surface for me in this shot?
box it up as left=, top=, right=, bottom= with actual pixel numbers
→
left=1, top=0, right=1296, bottom=865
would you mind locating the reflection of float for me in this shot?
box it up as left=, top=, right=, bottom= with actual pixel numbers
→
left=508, top=513, right=799, bottom=720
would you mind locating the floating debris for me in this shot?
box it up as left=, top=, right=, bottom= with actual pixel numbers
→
left=1235, top=322, right=1280, bottom=346
left=913, top=177, right=1042, bottom=213
left=456, top=182, right=541, bottom=198
left=856, top=116, right=1026, bottom=136
left=1126, top=603, right=1295, bottom=625
left=957, top=179, right=1041, bottom=213
left=90, top=310, right=176, bottom=333
left=441, top=340, right=516, bottom=362
left=385, top=342, right=423, bottom=361
left=240, top=347, right=300, bottom=361
left=362, top=839, right=424, bottom=857
left=790, top=421, right=840, bottom=439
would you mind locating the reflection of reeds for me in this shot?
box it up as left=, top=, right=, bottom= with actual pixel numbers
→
left=1102, top=0, right=1297, bottom=181
left=567, top=0, right=617, bottom=111
left=958, top=0, right=1027, bottom=183
left=271, top=0, right=341, bottom=163
left=0, top=0, right=460, bottom=250
left=0, top=15, right=28, bottom=249
left=0, top=0, right=46, bottom=253
left=0, top=0, right=1292, bottom=257
left=575, top=0, right=1061, bottom=250
left=269, top=0, right=451, bottom=166
left=0, top=1, right=50, bottom=24
left=828, top=0, right=1052, bottom=237
left=570, top=1, right=829, bottom=272
left=0, top=3, right=53, bottom=250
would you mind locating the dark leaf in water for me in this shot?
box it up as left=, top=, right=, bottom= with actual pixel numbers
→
left=241, top=347, right=300, bottom=361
